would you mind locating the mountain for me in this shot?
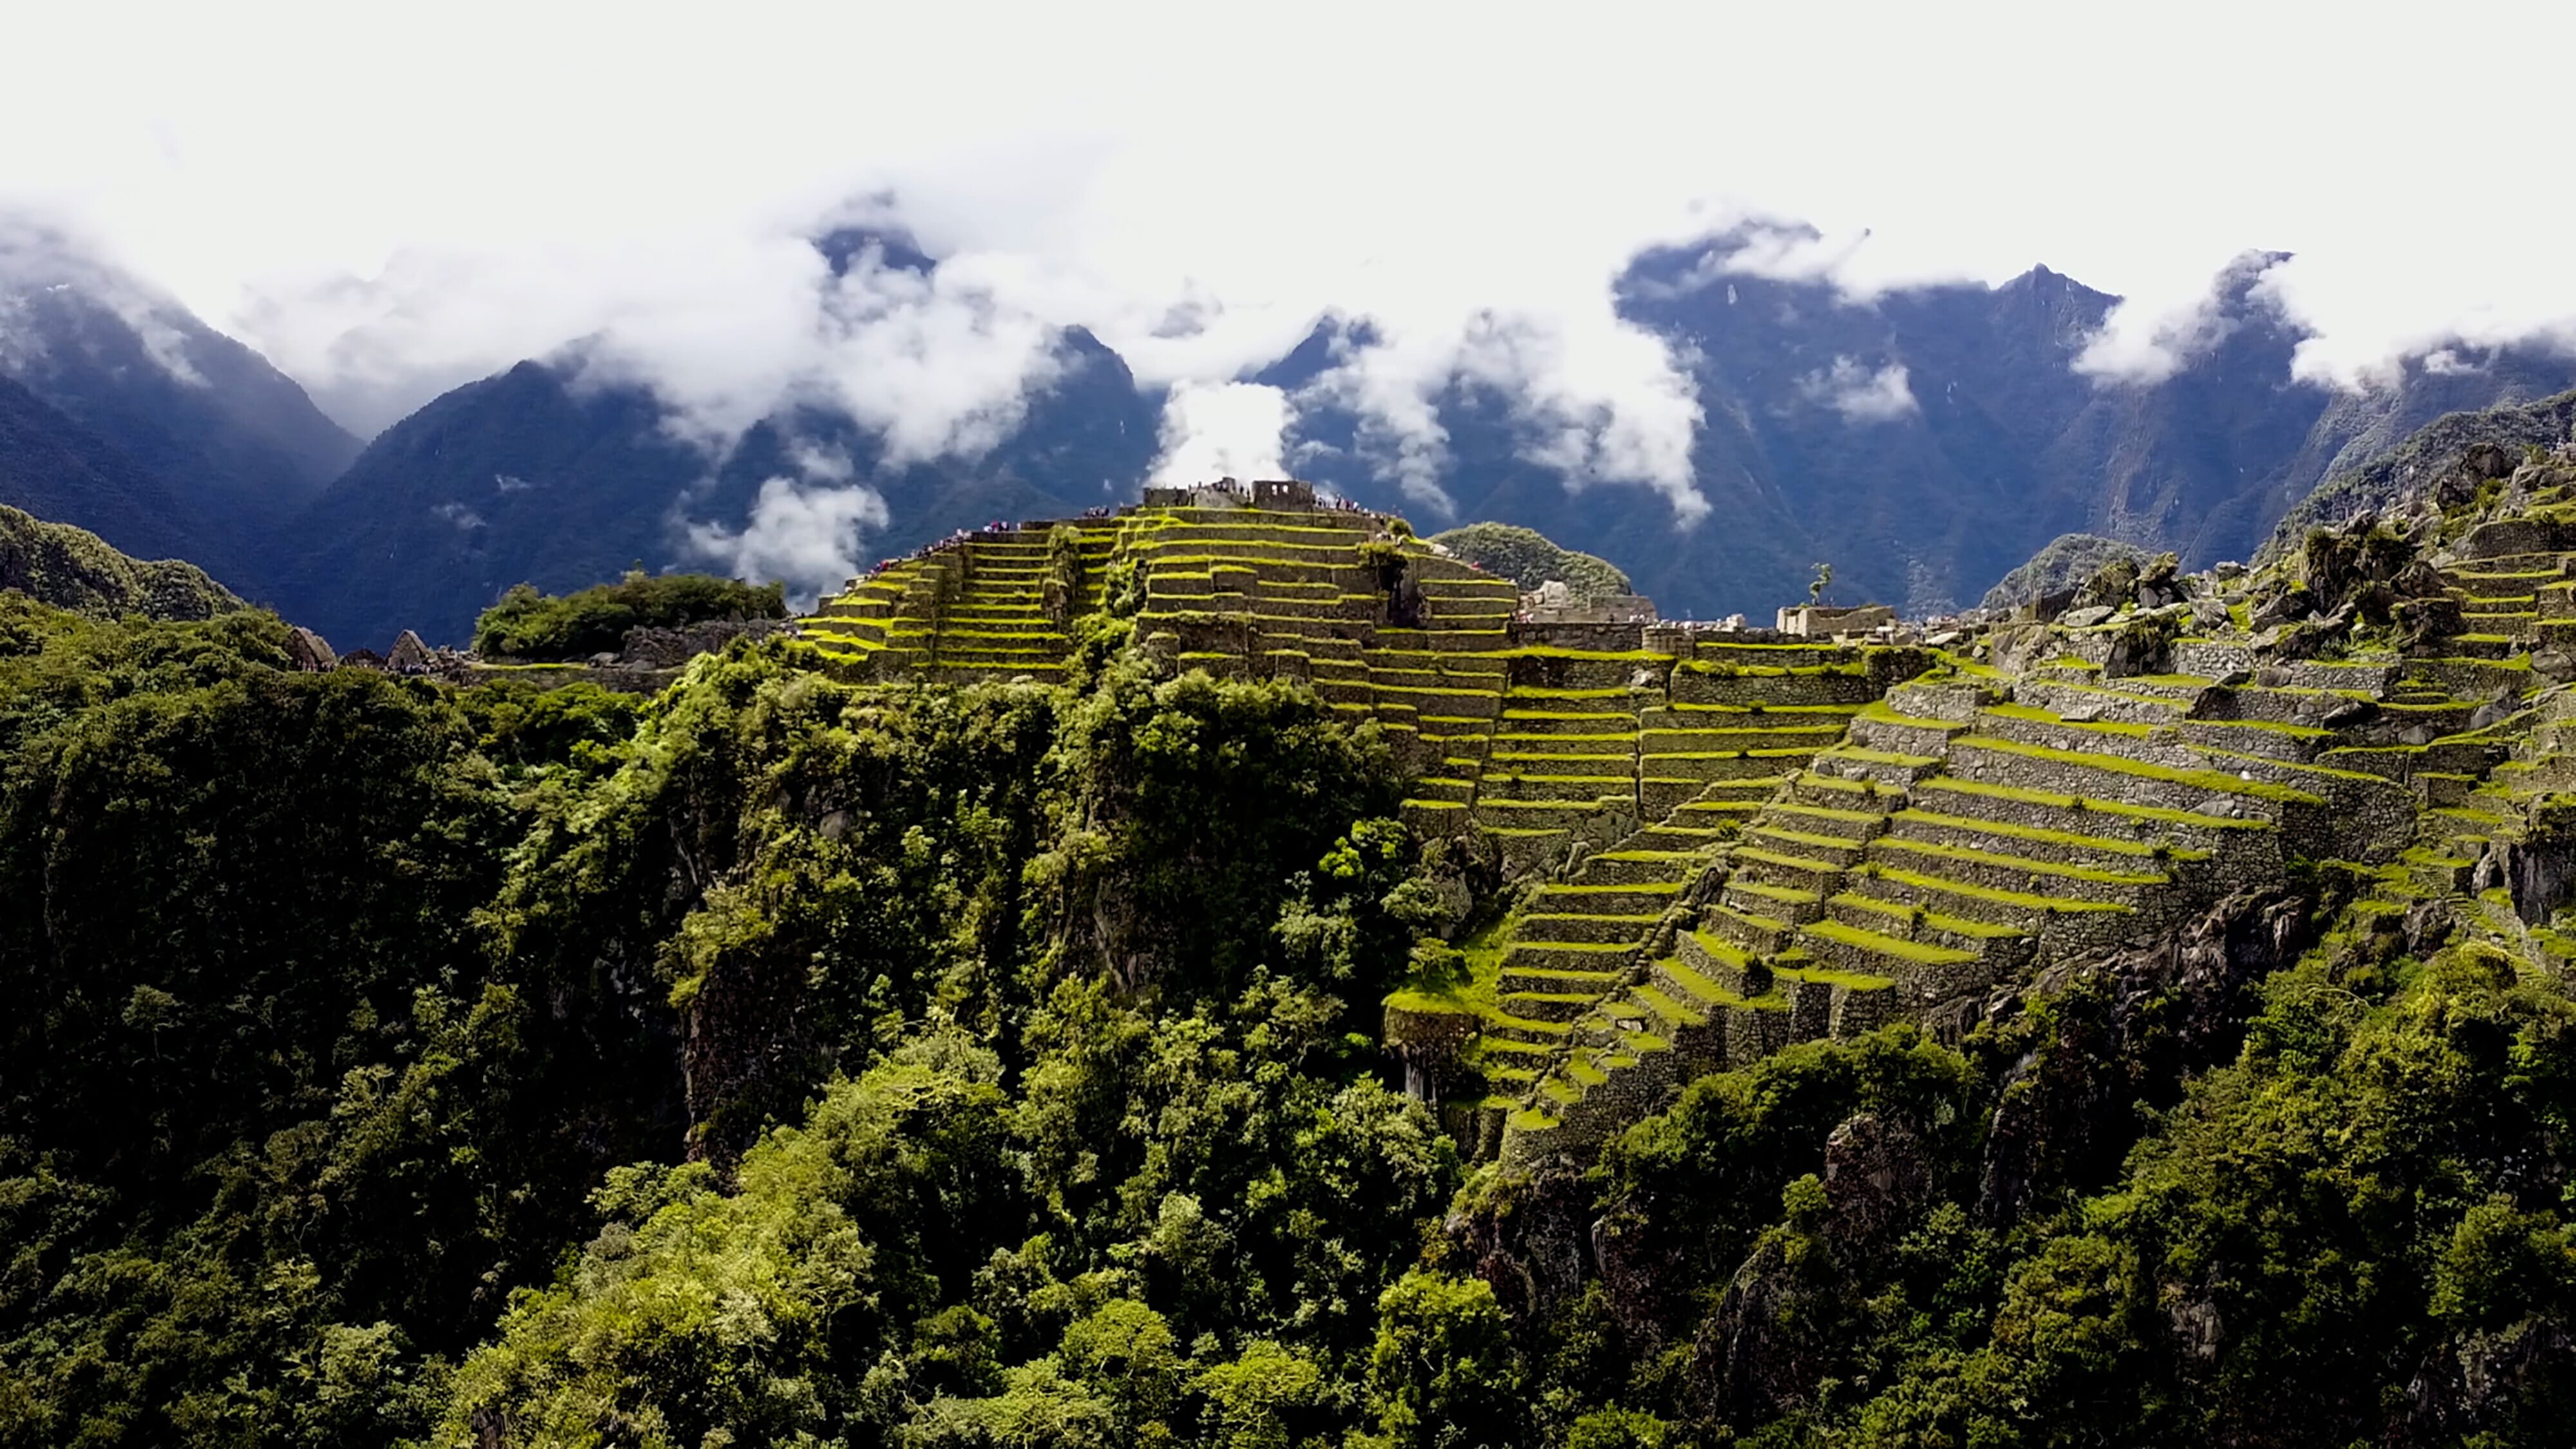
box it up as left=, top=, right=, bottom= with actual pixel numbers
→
left=1270, top=238, right=2576, bottom=622
left=275, top=326, right=1156, bottom=649
left=0, top=242, right=361, bottom=527
left=0, top=500, right=240, bottom=619
left=0, top=372, right=216, bottom=573
left=15, top=221, right=2575, bottom=646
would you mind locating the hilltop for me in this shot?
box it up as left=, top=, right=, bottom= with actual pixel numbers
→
left=0, top=502, right=241, bottom=620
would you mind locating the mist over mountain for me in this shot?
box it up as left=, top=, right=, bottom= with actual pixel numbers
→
left=5, top=223, right=2575, bottom=645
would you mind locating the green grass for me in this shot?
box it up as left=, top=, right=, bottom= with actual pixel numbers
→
left=1891, top=807, right=2208, bottom=861
left=1871, top=836, right=2165, bottom=887
left=1951, top=735, right=2322, bottom=803
left=1911, top=775, right=2274, bottom=831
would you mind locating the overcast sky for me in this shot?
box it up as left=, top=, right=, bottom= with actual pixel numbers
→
left=6, top=0, right=2575, bottom=527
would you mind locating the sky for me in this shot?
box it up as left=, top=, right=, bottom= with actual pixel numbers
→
left=5, top=0, right=2576, bottom=580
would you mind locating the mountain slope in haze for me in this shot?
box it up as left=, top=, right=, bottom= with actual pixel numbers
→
left=0, top=241, right=361, bottom=526
left=40, top=220, right=2576, bottom=644
left=1288, top=240, right=2576, bottom=621
left=279, top=326, right=1156, bottom=648
left=0, top=372, right=225, bottom=577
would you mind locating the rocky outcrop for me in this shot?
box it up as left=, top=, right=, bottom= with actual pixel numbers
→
left=1692, top=1112, right=1937, bottom=1423
left=1976, top=889, right=2317, bottom=1226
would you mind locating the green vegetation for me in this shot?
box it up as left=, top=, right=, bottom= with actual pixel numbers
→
left=0, top=502, right=241, bottom=620
left=21, top=444, right=2576, bottom=1448
left=1426, top=522, right=1632, bottom=602
left=470, top=569, right=787, bottom=659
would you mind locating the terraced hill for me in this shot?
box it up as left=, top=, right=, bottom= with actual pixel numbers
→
left=806, top=495, right=1932, bottom=882
left=800, top=453, right=2576, bottom=1176
left=1402, top=439, right=2576, bottom=1166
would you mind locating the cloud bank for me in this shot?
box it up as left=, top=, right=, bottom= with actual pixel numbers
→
left=8, top=0, right=2576, bottom=535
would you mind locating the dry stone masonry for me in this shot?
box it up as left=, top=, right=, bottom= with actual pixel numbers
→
left=800, top=446, right=2576, bottom=1177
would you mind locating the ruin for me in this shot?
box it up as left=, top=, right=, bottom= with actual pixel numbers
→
left=801, top=460, right=2576, bottom=1170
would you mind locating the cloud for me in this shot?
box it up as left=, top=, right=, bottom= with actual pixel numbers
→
left=1149, top=381, right=1289, bottom=486
left=1798, top=357, right=1918, bottom=424
left=0, top=214, right=209, bottom=384
left=8, top=0, right=2576, bottom=518
left=686, top=474, right=889, bottom=601
left=685, top=443, right=887, bottom=599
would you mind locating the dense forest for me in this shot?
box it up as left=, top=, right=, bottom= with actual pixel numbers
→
left=3, top=587, right=2573, bottom=1448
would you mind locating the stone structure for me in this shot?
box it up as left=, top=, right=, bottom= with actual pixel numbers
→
left=1139, top=477, right=1318, bottom=511
left=1522, top=579, right=1658, bottom=624
left=1776, top=603, right=1897, bottom=636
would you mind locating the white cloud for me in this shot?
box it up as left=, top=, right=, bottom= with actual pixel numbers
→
left=1149, top=381, right=1289, bottom=486
left=6, top=0, right=2576, bottom=516
left=1799, top=357, right=1918, bottom=424
left=685, top=474, right=889, bottom=601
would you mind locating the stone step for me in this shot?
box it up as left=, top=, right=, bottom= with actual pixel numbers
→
left=1907, top=774, right=2271, bottom=853
left=1515, top=911, right=1666, bottom=945
left=1579, top=849, right=1701, bottom=886
left=1722, top=876, right=1824, bottom=923
left=1947, top=735, right=2316, bottom=816
left=1842, top=864, right=2133, bottom=933
left=1497, top=989, right=1613, bottom=1023
left=1742, top=824, right=1873, bottom=867
left=2012, top=677, right=2191, bottom=724
left=1787, top=770, right=1908, bottom=811
left=1496, top=962, right=1628, bottom=996
left=1885, top=806, right=2200, bottom=872
left=1478, top=771, right=1637, bottom=803
left=1848, top=705, right=1974, bottom=757
left=1805, top=746, right=1946, bottom=788
left=1532, top=881, right=1682, bottom=915
left=1763, top=800, right=1893, bottom=842
left=1864, top=836, right=2168, bottom=904
left=1677, top=927, right=1763, bottom=994
left=1490, top=736, right=1634, bottom=759
left=1705, top=902, right=1797, bottom=954
left=1732, top=844, right=1848, bottom=895
left=1637, top=748, right=1826, bottom=782
left=1822, top=891, right=2032, bottom=960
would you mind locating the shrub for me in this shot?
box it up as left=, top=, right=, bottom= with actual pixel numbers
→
left=471, top=570, right=786, bottom=660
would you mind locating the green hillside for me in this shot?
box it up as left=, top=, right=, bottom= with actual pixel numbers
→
left=0, top=502, right=242, bottom=620
left=8, top=448, right=2576, bottom=1446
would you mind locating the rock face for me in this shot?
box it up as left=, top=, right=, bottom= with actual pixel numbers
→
left=1693, top=1112, right=1937, bottom=1421
left=1975, top=890, right=2318, bottom=1227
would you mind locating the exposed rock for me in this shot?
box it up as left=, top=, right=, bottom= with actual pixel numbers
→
left=620, top=615, right=792, bottom=668
left=2473, top=797, right=2576, bottom=923
left=1692, top=1112, right=1937, bottom=1422
left=2059, top=605, right=2114, bottom=629
left=2534, top=648, right=2576, bottom=685
left=2191, top=597, right=2231, bottom=630
left=2395, top=1320, right=2576, bottom=1447
left=1976, top=890, right=2315, bottom=1226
